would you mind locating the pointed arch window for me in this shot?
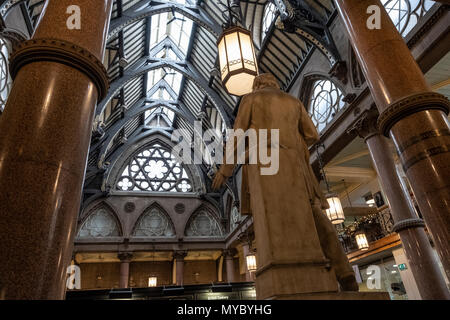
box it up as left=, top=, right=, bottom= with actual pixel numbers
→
left=308, top=79, right=345, bottom=133
left=262, top=2, right=278, bottom=42
left=382, top=0, right=434, bottom=37
left=132, top=206, right=176, bottom=237
left=185, top=210, right=223, bottom=237
left=116, top=143, right=193, bottom=193
left=78, top=207, right=120, bottom=238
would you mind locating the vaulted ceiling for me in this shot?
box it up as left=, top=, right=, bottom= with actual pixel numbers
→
left=1, top=0, right=338, bottom=193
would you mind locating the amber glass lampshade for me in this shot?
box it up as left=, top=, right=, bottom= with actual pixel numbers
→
left=217, top=26, right=258, bottom=96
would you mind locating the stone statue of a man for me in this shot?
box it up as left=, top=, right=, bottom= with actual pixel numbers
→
left=213, top=73, right=358, bottom=299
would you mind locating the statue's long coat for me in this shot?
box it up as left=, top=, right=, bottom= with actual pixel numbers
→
left=220, top=74, right=328, bottom=216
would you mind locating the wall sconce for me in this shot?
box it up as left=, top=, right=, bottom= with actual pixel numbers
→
left=148, top=276, right=157, bottom=288
left=246, top=253, right=257, bottom=273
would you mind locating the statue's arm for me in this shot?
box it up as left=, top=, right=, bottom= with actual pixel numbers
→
left=298, top=101, right=319, bottom=147
left=219, top=95, right=253, bottom=178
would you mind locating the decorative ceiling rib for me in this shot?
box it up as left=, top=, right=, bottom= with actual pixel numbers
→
left=0, top=0, right=340, bottom=180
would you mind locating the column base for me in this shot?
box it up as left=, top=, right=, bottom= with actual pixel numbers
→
left=265, top=291, right=390, bottom=300
left=255, top=263, right=339, bottom=300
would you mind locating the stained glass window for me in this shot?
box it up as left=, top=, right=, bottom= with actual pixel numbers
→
left=116, top=143, right=193, bottom=192
left=78, top=207, right=121, bottom=238
left=262, top=2, right=278, bottom=42
left=132, top=207, right=176, bottom=237
left=185, top=210, right=223, bottom=237
left=382, top=0, right=434, bottom=36
left=309, top=79, right=345, bottom=133
left=0, top=38, right=12, bottom=113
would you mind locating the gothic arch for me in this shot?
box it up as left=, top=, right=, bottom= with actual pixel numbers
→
left=77, top=202, right=123, bottom=238
left=132, top=203, right=176, bottom=238
left=105, top=134, right=205, bottom=194
left=184, top=205, right=224, bottom=238
left=299, top=74, right=347, bottom=133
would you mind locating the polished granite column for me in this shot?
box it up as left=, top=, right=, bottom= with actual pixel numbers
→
left=223, top=249, right=237, bottom=283
left=118, top=253, right=133, bottom=289
left=174, top=251, right=187, bottom=286
left=0, top=0, right=113, bottom=299
left=349, top=108, right=450, bottom=300
left=335, top=0, right=450, bottom=281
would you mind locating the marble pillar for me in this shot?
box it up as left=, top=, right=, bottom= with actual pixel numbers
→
left=0, top=0, right=113, bottom=299
left=174, top=251, right=187, bottom=286
left=349, top=108, right=450, bottom=299
left=223, top=249, right=237, bottom=283
left=335, top=0, right=450, bottom=280
left=118, top=253, right=133, bottom=289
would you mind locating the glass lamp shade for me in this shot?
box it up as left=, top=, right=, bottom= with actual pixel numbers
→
left=148, top=276, right=157, bottom=287
left=246, top=253, right=257, bottom=273
left=366, top=199, right=375, bottom=207
left=217, top=26, right=258, bottom=96
left=355, top=232, right=369, bottom=251
left=325, top=194, right=345, bottom=224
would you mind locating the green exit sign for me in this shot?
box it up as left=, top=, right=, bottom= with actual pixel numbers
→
left=398, top=263, right=407, bottom=271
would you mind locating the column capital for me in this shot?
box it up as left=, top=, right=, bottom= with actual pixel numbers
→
left=223, top=248, right=237, bottom=258
left=118, top=252, right=133, bottom=262
left=348, top=107, right=380, bottom=141
left=237, top=231, right=254, bottom=246
left=173, top=250, right=188, bottom=261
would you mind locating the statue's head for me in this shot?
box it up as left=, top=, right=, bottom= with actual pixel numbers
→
left=252, top=73, right=280, bottom=91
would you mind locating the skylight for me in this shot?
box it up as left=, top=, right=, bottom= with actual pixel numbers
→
left=145, top=5, right=195, bottom=127
left=150, top=11, right=193, bottom=56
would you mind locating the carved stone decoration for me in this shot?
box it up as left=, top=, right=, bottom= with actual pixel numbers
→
left=328, top=61, right=348, bottom=85
left=78, top=207, right=120, bottom=238
left=9, top=38, right=109, bottom=100
left=347, top=107, right=380, bottom=141
left=378, top=92, right=450, bottom=137
left=124, top=201, right=135, bottom=213
left=185, top=210, right=223, bottom=237
left=230, top=206, right=242, bottom=231
left=174, top=203, right=186, bottom=214
left=118, top=252, right=133, bottom=263
left=132, top=207, right=175, bottom=237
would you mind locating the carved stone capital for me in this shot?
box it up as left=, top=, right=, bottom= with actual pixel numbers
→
left=378, top=92, right=450, bottom=137
left=118, top=252, right=133, bottom=263
left=9, top=38, right=109, bottom=100
left=348, top=107, right=380, bottom=141
left=237, top=231, right=254, bottom=246
left=173, top=250, right=188, bottom=261
left=223, top=248, right=237, bottom=259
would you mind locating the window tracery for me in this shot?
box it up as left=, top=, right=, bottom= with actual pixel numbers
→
left=185, top=210, right=223, bottom=237
left=262, top=2, right=278, bottom=42
left=116, top=143, right=193, bottom=193
left=308, top=79, right=345, bottom=133
left=0, top=38, right=12, bottom=113
left=132, top=206, right=176, bottom=237
left=78, top=207, right=120, bottom=238
left=382, top=0, right=434, bottom=37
